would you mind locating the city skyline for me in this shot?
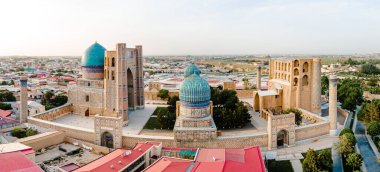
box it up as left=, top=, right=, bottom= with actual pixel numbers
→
left=1, top=0, right=380, bottom=56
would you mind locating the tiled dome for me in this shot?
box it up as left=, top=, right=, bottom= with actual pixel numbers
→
left=180, top=64, right=210, bottom=108
left=184, top=63, right=201, bottom=77
left=81, top=42, right=106, bottom=67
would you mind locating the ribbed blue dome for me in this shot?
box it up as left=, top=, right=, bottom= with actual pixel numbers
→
left=180, top=65, right=210, bottom=108
left=184, top=64, right=201, bottom=77
left=81, top=42, right=106, bottom=67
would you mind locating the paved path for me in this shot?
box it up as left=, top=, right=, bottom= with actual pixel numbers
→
left=262, top=135, right=338, bottom=159
left=290, top=159, right=302, bottom=172
left=355, top=120, right=380, bottom=172
left=123, top=104, right=161, bottom=135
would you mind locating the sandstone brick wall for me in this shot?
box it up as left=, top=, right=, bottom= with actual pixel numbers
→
left=28, top=117, right=96, bottom=143
left=16, top=131, right=65, bottom=151
left=65, top=137, right=110, bottom=154
left=122, top=133, right=268, bottom=149
left=32, top=104, right=72, bottom=121
left=295, top=121, right=329, bottom=141
left=236, top=90, right=254, bottom=99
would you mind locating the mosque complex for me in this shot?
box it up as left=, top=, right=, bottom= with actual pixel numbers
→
left=24, top=42, right=342, bottom=150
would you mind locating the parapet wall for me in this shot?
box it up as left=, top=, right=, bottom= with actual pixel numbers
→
left=32, top=104, right=73, bottom=121
left=16, top=131, right=65, bottom=151
left=295, top=121, right=330, bottom=141
left=28, top=116, right=95, bottom=143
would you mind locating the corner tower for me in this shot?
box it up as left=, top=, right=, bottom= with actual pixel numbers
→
left=174, top=64, right=217, bottom=147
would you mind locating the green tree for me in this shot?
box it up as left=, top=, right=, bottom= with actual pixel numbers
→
left=167, top=96, right=179, bottom=113
left=0, top=102, right=12, bottom=110
left=317, top=149, right=333, bottom=170
left=1, top=81, right=7, bottom=85
left=361, top=64, right=380, bottom=75
left=9, top=80, right=14, bottom=85
left=25, top=128, right=38, bottom=137
left=302, top=149, right=319, bottom=172
left=361, top=102, right=380, bottom=124
left=337, top=79, right=363, bottom=111
left=157, top=89, right=170, bottom=100
left=52, top=95, right=68, bottom=107
left=367, top=122, right=380, bottom=138
left=321, top=75, right=329, bottom=95
left=346, top=153, right=363, bottom=171
left=156, top=107, right=175, bottom=129
left=211, top=87, right=251, bottom=129
left=0, top=91, right=16, bottom=102
left=283, top=108, right=303, bottom=125
left=11, top=128, right=26, bottom=138
left=335, top=133, right=355, bottom=155
left=339, top=128, right=354, bottom=136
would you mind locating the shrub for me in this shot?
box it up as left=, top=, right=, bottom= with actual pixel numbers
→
left=11, top=128, right=26, bottom=138
left=339, top=128, right=354, bottom=136
left=367, top=122, right=380, bottom=138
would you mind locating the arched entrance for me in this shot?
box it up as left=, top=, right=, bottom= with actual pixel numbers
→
left=85, top=108, right=89, bottom=117
left=101, top=132, right=114, bottom=148
left=254, top=93, right=260, bottom=112
left=127, top=68, right=134, bottom=110
left=277, top=130, right=289, bottom=147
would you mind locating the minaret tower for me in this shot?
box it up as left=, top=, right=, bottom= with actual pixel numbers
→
left=19, top=76, right=28, bottom=123
left=256, top=65, right=261, bottom=90
left=328, top=75, right=338, bottom=135
left=311, top=58, right=322, bottom=115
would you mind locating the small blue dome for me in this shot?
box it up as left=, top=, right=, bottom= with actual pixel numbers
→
left=184, top=64, right=201, bottom=77
left=180, top=64, right=210, bottom=108
left=81, top=42, right=106, bottom=67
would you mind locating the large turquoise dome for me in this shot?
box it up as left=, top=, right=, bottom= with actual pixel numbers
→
left=180, top=64, right=210, bottom=108
left=81, top=42, right=106, bottom=67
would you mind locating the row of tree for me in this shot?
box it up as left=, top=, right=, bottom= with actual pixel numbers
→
left=302, top=148, right=332, bottom=172
left=335, top=128, right=363, bottom=171
left=41, top=91, right=68, bottom=110
left=156, top=88, right=251, bottom=129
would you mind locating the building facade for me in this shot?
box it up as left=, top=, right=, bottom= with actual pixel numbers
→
left=67, top=42, right=144, bottom=148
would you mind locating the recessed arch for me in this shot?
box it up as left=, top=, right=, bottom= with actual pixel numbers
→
left=293, top=77, right=298, bottom=86
left=294, top=60, right=299, bottom=67
left=303, top=62, right=309, bottom=73
left=101, top=131, right=113, bottom=148
left=302, top=75, right=309, bottom=86
left=294, top=68, right=299, bottom=76
left=127, top=68, right=135, bottom=109
left=277, top=129, right=289, bottom=147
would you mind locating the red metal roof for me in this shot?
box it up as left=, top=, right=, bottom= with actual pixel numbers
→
left=144, top=157, right=193, bottom=172
left=0, top=109, right=12, bottom=117
left=143, top=146, right=265, bottom=172
left=0, top=116, right=18, bottom=126
left=74, top=142, right=159, bottom=172
left=0, top=151, right=43, bottom=172
left=192, top=146, right=265, bottom=172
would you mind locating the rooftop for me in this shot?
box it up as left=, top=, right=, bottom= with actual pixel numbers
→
left=74, top=142, right=161, bottom=172
left=0, top=151, right=43, bottom=172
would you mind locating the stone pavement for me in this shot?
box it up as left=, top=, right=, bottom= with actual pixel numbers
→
left=262, top=135, right=338, bottom=160
left=123, top=104, right=164, bottom=135
left=290, top=159, right=302, bottom=172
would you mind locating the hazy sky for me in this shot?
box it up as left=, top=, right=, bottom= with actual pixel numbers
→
left=0, top=0, right=379, bottom=56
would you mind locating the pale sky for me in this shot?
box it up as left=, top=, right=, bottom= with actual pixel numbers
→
left=0, top=0, right=379, bottom=56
